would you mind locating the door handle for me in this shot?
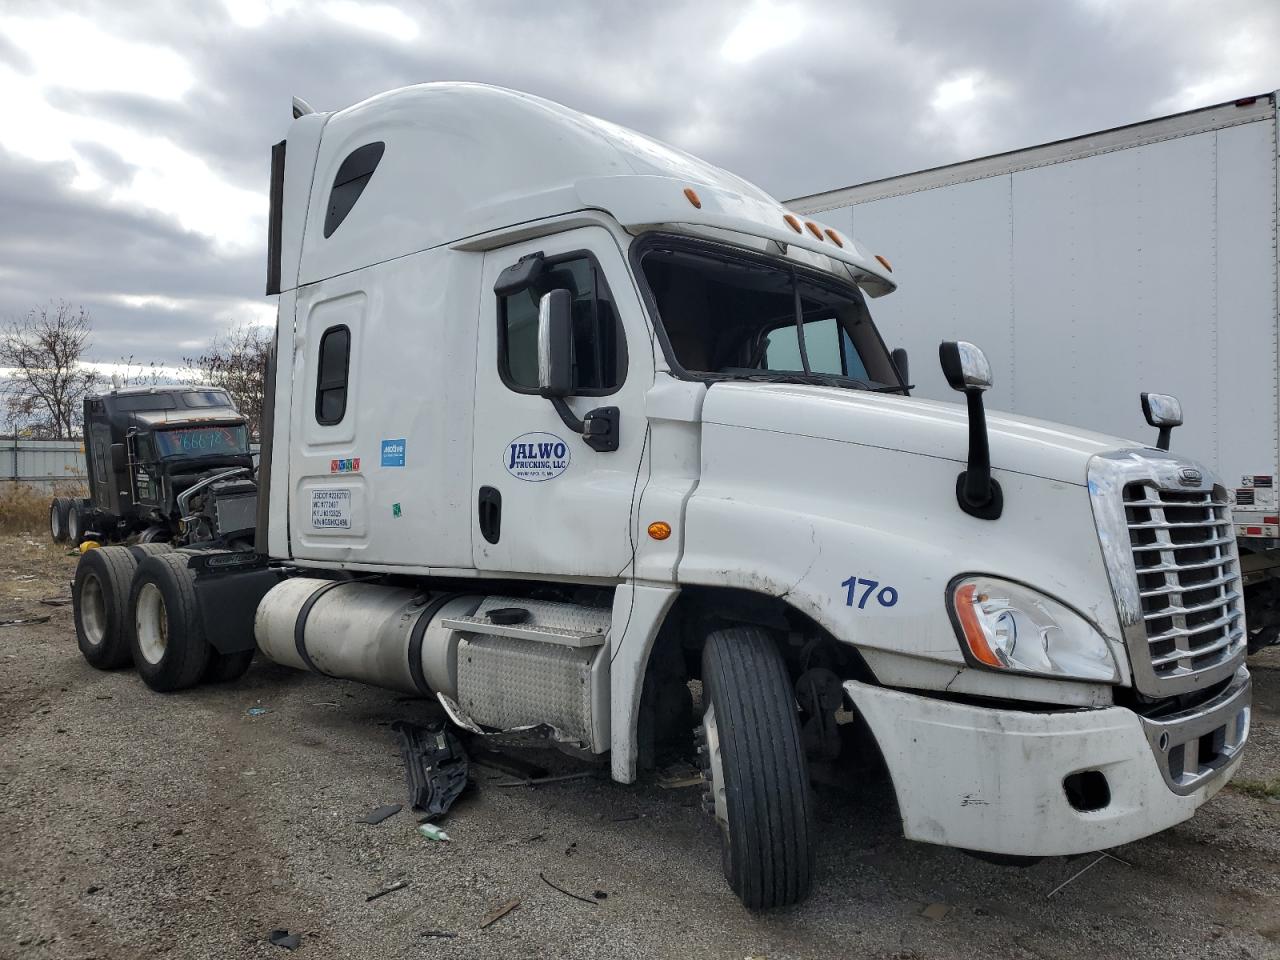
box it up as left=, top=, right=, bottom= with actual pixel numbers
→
left=478, top=486, right=501, bottom=544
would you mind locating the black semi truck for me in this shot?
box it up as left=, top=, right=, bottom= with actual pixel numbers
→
left=49, top=386, right=258, bottom=549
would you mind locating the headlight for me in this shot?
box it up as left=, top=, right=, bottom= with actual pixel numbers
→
left=948, top=576, right=1119, bottom=683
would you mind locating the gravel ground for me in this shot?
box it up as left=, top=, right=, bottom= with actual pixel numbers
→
left=2, top=532, right=1279, bottom=959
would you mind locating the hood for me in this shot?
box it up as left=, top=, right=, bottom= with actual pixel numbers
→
left=701, top=382, right=1138, bottom=486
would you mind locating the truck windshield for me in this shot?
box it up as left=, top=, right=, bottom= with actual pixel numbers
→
left=638, top=238, right=904, bottom=392
left=154, top=425, right=250, bottom=459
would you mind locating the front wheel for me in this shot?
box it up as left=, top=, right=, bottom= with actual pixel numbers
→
left=128, top=553, right=211, bottom=692
left=49, top=497, right=70, bottom=543
left=697, top=626, right=815, bottom=910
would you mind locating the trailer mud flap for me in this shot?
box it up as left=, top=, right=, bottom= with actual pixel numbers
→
left=189, top=554, right=286, bottom=654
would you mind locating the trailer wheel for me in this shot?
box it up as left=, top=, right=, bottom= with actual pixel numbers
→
left=203, top=649, right=254, bottom=684
left=50, top=497, right=70, bottom=543
left=73, top=545, right=139, bottom=669
left=129, top=553, right=211, bottom=692
left=696, top=626, right=815, bottom=910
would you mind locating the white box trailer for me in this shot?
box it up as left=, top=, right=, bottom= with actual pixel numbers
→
left=789, top=92, right=1280, bottom=648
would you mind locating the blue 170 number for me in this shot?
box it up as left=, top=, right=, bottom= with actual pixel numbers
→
left=841, top=576, right=899, bottom=609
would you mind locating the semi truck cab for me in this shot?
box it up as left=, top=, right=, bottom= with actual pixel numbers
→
left=74, top=83, right=1250, bottom=910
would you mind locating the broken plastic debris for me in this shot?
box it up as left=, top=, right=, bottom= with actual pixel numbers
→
left=246, top=706, right=269, bottom=717
left=657, top=763, right=703, bottom=789
left=920, top=903, right=951, bottom=920
left=390, top=719, right=469, bottom=817
left=358, top=803, right=402, bottom=825
left=417, top=822, right=451, bottom=842
left=269, top=929, right=300, bottom=950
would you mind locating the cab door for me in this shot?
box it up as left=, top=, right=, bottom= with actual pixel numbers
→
left=472, top=226, right=652, bottom=577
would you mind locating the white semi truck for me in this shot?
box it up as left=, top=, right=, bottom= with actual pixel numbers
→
left=72, top=84, right=1251, bottom=909
left=789, top=92, right=1280, bottom=654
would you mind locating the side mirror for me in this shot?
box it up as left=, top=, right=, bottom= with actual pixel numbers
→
left=1141, top=392, right=1182, bottom=451
left=890, top=346, right=909, bottom=388
left=537, top=288, right=576, bottom=399
left=939, top=340, right=992, bottom=392
left=109, top=442, right=127, bottom=473
left=939, top=340, right=1001, bottom=520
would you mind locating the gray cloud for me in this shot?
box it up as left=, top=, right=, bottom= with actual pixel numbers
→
left=1, top=0, right=1277, bottom=365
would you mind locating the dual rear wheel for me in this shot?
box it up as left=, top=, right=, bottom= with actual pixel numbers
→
left=73, top=546, right=253, bottom=689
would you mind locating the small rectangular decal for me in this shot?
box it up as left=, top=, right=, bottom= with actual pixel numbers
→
left=311, top=488, right=352, bottom=529
left=381, top=439, right=406, bottom=467
left=330, top=457, right=361, bottom=473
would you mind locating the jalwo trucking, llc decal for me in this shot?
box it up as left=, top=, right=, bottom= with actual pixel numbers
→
left=505, top=432, right=570, bottom=482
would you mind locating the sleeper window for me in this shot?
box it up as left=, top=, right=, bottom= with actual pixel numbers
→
left=315, top=325, right=350, bottom=425
left=497, top=255, right=626, bottom=394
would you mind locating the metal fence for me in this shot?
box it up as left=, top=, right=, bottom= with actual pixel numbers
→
left=3, top=438, right=86, bottom=491
left=3, top=438, right=261, bottom=491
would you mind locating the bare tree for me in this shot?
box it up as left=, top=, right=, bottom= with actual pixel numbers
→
left=0, top=301, right=100, bottom=438
left=185, top=322, right=272, bottom=437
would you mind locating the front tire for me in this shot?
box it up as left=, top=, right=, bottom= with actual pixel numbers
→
left=73, top=546, right=139, bottom=669
left=697, top=626, right=815, bottom=910
left=128, top=553, right=211, bottom=692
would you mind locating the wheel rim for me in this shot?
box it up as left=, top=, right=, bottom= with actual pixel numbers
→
left=135, top=582, right=168, bottom=665
left=68, top=508, right=80, bottom=542
left=701, top=704, right=730, bottom=843
left=50, top=503, right=62, bottom=540
left=81, top=572, right=107, bottom=647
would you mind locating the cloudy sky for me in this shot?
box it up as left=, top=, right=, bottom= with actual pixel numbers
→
left=2, top=0, right=1278, bottom=366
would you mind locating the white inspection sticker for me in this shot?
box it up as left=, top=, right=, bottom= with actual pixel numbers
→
left=310, top=488, right=352, bottom=529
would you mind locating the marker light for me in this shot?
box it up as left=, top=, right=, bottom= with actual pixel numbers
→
left=683, top=187, right=702, bottom=209
left=824, top=228, right=844, bottom=247
left=875, top=254, right=893, bottom=272
left=949, top=576, right=1119, bottom=682
left=783, top=213, right=802, bottom=233
left=805, top=221, right=824, bottom=240
left=647, top=521, right=672, bottom=541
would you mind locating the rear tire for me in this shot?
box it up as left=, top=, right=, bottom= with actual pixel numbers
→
left=67, top=500, right=84, bottom=544
left=128, top=553, right=211, bottom=692
left=50, top=497, right=70, bottom=543
left=73, top=546, right=139, bottom=669
left=697, top=626, right=815, bottom=910
left=128, top=542, right=174, bottom=561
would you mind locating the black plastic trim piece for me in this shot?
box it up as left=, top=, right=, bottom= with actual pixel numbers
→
left=265, top=139, right=286, bottom=295
left=294, top=579, right=350, bottom=676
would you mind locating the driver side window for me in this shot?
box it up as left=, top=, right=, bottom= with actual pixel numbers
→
left=497, top=254, right=627, bottom=395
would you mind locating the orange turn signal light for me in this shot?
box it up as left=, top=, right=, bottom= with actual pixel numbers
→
left=647, top=521, right=672, bottom=541
left=875, top=254, right=893, bottom=272
left=783, top=213, right=802, bottom=233
left=805, top=220, right=824, bottom=240
left=824, top=228, right=844, bottom=247
left=953, top=584, right=1003, bottom=668
left=683, top=187, right=702, bottom=209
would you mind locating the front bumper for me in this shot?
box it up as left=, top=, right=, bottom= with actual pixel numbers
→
left=843, top=667, right=1251, bottom=856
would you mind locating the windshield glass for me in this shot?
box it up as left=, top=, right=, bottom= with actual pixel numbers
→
left=639, top=239, right=904, bottom=391
left=154, top=424, right=249, bottom=459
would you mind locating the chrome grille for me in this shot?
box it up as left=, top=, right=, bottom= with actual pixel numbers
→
left=1123, top=483, right=1244, bottom=678
left=1088, top=450, right=1247, bottom=698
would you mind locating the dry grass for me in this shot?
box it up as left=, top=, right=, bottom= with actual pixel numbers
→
left=0, top=483, right=87, bottom=534
left=1230, top=776, right=1280, bottom=801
